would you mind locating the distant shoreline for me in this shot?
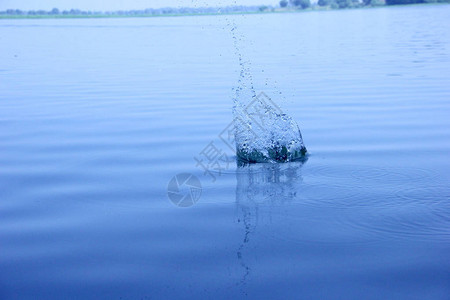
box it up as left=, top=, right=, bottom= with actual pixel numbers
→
left=1, top=3, right=449, bottom=20
left=5, top=11, right=272, bottom=20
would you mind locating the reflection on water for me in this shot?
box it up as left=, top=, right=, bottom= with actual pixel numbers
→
left=234, top=161, right=305, bottom=291
left=1, top=5, right=450, bottom=299
left=236, top=161, right=306, bottom=206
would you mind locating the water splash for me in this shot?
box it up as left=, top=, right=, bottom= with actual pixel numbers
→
left=233, top=95, right=307, bottom=163
left=229, top=20, right=307, bottom=163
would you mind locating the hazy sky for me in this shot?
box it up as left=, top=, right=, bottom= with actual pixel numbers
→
left=0, top=0, right=280, bottom=10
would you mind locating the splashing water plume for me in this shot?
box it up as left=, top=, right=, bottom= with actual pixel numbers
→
left=227, top=17, right=307, bottom=163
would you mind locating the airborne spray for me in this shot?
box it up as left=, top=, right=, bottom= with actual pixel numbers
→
left=189, top=0, right=306, bottom=163
left=227, top=16, right=307, bottom=163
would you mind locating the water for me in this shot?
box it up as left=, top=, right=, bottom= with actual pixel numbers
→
left=1, top=5, right=450, bottom=299
left=230, top=18, right=307, bottom=163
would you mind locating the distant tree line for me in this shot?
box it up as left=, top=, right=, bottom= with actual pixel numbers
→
left=279, top=0, right=313, bottom=8
left=1, top=0, right=449, bottom=17
left=281, top=0, right=449, bottom=8
left=0, top=5, right=276, bottom=16
left=385, top=0, right=449, bottom=4
left=316, top=0, right=362, bottom=8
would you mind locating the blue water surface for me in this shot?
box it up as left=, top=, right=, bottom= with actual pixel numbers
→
left=0, top=5, right=449, bottom=299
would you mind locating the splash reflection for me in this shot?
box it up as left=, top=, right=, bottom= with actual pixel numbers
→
left=234, top=161, right=306, bottom=292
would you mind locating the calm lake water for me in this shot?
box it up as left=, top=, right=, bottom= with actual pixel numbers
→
left=1, top=4, right=449, bottom=299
